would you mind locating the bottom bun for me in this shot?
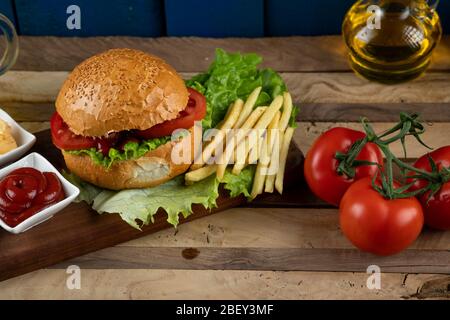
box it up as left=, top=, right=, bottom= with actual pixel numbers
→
left=63, top=131, right=194, bottom=190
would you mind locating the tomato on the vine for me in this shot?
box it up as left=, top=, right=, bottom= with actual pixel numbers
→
left=340, top=177, right=424, bottom=256
left=409, top=146, right=450, bottom=230
left=304, top=127, right=383, bottom=206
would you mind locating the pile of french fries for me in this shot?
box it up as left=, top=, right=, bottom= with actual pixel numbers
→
left=185, top=87, right=295, bottom=199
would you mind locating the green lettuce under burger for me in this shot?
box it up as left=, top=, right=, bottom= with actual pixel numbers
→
left=65, top=166, right=255, bottom=229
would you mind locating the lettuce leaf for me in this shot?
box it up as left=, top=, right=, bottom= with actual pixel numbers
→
left=64, top=166, right=255, bottom=229
left=186, top=48, right=290, bottom=130
left=222, top=166, right=255, bottom=199
left=289, top=104, right=300, bottom=128
left=67, top=136, right=170, bottom=169
left=91, top=175, right=220, bottom=229
left=63, top=171, right=102, bottom=204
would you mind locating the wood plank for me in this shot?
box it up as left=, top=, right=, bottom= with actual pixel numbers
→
left=300, top=103, right=450, bottom=122
left=1, top=71, right=448, bottom=104
left=8, top=36, right=450, bottom=72
left=0, top=269, right=448, bottom=299
left=0, top=71, right=67, bottom=103
left=4, top=103, right=55, bottom=122
left=2, top=71, right=450, bottom=122
left=50, top=247, right=450, bottom=274
left=17, top=121, right=50, bottom=133
left=114, top=208, right=450, bottom=251
left=287, top=72, right=450, bottom=104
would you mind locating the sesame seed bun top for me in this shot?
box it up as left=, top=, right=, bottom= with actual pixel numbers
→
left=55, top=48, right=188, bottom=137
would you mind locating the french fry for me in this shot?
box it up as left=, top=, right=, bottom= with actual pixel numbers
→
left=250, top=133, right=270, bottom=199
left=190, top=99, right=243, bottom=171
left=231, top=97, right=282, bottom=176
left=188, top=91, right=295, bottom=197
left=233, top=106, right=268, bottom=163
left=221, top=99, right=244, bottom=129
left=189, top=130, right=223, bottom=171
left=250, top=163, right=266, bottom=199
left=216, top=135, right=236, bottom=180
left=231, top=158, right=246, bottom=175
left=261, top=131, right=275, bottom=168
left=250, top=115, right=282, bottom=198
left=231, top=128, right=259, bottom=175
left=185, top=165, right=217, bottom=184
left=249, top=110, right=284, bottom=198
left=264, top=174, right=275, bottom=193
left=236, top=106, right=267, bottom=130
left=234, top=86, right=261, bottom=128
left=264, top=173, right=277, bottom=192
left=254, top=111, right=280, bottom=165
left=275, top=127, right=294, bottom=194
left=263, top=112, right=282, bottom=193
left=217, top=106, right=267, bottom=180
left=278, top=92, right=293, bottom=131
left=253, top=95, right=283, bottom=130
left=264, top=131, right=280, bottom=193
left=233, top=110, right=281, bottom=175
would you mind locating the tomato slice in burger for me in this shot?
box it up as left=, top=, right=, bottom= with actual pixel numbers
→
left=137, top=88, right=206, bottom=139
left=50, top=112, right=97, bottom=150
left=187, top=87, right=207, bottom=121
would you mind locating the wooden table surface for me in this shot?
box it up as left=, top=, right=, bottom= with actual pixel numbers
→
left=0, top=36, right=449, bottom=300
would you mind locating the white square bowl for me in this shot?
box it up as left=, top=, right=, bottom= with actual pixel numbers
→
left=0, top=108, right=37, bottom=167
left=0, top=152, right=80, bottom=234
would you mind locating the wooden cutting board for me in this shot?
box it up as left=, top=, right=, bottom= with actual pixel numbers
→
left=0, top=129, right=308, bottom=281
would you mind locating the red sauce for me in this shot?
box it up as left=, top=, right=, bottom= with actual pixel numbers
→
left=0, top=167, right=65, bottom=227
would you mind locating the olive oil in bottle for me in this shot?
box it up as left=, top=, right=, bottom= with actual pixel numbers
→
left=342, top=0, right=442, bottom=83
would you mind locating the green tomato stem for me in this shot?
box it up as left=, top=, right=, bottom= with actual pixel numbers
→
left=390, top=156, right=438, bottom=181
left=379, top=121, right=411, bottom=145
left=335, top=113, right=442, bottom=200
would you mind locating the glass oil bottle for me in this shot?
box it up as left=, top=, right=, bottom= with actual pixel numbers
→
left=342, top=0, right=442, bottom=83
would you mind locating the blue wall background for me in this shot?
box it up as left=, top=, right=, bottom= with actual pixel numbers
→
left=0, top=0, right=15, bottom=26
left=0, top=0, right=448, bottom=37
left=15, top=0, right=163, bottom=36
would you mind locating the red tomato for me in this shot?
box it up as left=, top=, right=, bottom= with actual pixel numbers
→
left=340, top=177, right=424, bottom=256
left=137, top=88, right=206, bottom=139
left=409, top=146, right=450, bottom=230
left=304, top=127, right=383, bottom=206
left=186, top=87, right=207, bottom=120
left=50, top=112, right=96, bottom=150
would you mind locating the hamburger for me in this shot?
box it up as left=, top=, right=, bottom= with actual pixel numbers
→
left=51, top=48, right=206, bottom=190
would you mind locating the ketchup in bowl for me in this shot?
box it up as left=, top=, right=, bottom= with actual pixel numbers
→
left=0, top=167, right=65, bottom=227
